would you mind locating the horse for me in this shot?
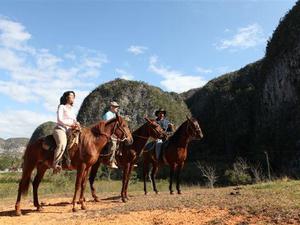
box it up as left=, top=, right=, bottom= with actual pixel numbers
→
left=142, top=116, right=203, bottom=195
left=15, top=114, right=133, bottom=216
left=88, top=117, right=167, bottom=203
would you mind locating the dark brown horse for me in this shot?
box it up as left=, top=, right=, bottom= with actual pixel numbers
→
left=142, top=116, right=203, bottom=195
left=89, top=118, right=167, bottom=202
left=15, top=114, right=133, bottom=215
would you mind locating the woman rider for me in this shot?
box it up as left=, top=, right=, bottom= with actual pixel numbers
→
left=52, top=91, right=80, bottom=173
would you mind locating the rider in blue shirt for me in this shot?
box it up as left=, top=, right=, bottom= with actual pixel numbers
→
left=103, top=101, right=119, bottom=169
left=155, top=108, right=172, bottom=132
left=154, top=108, right=173, bottom=160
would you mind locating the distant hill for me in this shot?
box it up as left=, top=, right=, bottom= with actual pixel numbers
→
left=0, top=137, right=29, bottom=156
left=77, top=79, right=191, bottom=129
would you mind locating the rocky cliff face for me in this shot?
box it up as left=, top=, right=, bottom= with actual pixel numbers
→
left=184, top=1, right=300, bottom=174
left=77, top=79, right=191, bottom=129
left=254, top=1, right=300, bottom=170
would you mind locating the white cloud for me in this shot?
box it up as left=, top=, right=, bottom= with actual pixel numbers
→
left=0, top=17, right=108, bottom=137
left=115, top=68, right=134, bottom=80
left=196, top=66, right=213, bottom=74
left=216, top=23, right=267, bottom=50
left=127, top=45, right=148, bottom=55
left=0, top=110, right=55, bottom=139
left=0, top=17, right=31, bottom=51
left=149, top=56, right=207, bottom=93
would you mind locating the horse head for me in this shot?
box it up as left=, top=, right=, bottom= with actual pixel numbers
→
left=110, top=114, right=133, bottom=145
left=144, top=117, right=167, bottom=140
left=186, top=115, right=204, bottom=140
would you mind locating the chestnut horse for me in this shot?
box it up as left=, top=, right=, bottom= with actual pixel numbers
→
left=15, top=114, right=133, bottom=215
left=142, top=116, right=203, bottom=195
left=89, top=117, right=167, bottom=202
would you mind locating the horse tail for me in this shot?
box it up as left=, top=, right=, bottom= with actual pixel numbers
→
left=19, top=141, right=41, bottom=196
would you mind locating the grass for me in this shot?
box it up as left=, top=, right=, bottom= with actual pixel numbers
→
left=1, top=172, right=300, bottom=223
left=0, top=171, right=171, bottom=199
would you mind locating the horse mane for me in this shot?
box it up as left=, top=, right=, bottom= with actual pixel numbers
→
left=132, top=121, right=148, bottom=135
left=79, top=119, right=110, bottom=151
left=168, top=120, right=188, bottom=143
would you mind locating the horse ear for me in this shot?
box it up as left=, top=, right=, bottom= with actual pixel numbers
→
left=144, top=117, right=151, bottom=123
left=186, top=115, right=190, bottom=120
left=116, top=113, right=121, bottom=123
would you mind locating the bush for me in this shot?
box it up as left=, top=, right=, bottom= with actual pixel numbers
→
left=225, top=158, right=252, bottom=185
left=225, top=169, right=252, bottom=185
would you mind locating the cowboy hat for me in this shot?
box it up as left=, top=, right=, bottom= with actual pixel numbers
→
left=110, top=101, right=120, bottom=107
left=155, top=108, right=167, bottom=116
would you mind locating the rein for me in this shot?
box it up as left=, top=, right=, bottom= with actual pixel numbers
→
left=109, top=120, right=129, bottom=142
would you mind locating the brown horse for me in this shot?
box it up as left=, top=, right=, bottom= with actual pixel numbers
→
left=142, top=116, right=203, bottom=195
left=15, top=114, right=133, bottom=216
left=88, top=117, right=167, bottom=202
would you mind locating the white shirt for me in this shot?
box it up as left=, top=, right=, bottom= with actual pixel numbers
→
left=56, top=104, right=77, bottom=131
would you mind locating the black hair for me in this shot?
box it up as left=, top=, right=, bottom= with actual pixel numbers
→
left=60, top=91, right=75, bottom=105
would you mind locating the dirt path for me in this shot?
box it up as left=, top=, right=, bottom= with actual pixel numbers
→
left=0, top=190, right=275, bottom=225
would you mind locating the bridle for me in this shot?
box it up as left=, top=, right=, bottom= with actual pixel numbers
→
left=110, top=120, right=130, bottom=142
left=186, top=119, right=201, bottom=137
left=133, top=121, right=165, bottom=140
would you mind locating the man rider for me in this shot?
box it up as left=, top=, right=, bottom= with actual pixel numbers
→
left=154, top=108, right=173, bottom=160
left=103, top=101, right=120, bottom=169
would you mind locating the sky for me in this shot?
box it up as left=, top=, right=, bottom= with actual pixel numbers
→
left=0, top=0, right=297, bottom=138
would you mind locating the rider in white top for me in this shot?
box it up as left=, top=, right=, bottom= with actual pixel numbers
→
left=57, top=104, right=77, bottom=132
left=52, top=91, right=80, bottom=173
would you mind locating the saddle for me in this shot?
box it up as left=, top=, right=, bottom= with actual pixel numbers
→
left=42, top=128, right=81, bottom=163
left=144, top=140, right=169, bottom=163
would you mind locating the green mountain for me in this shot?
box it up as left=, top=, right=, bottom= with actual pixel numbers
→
left=77, top=79, right=191, bottom=129
left=28, top=121, right=56, bottom=144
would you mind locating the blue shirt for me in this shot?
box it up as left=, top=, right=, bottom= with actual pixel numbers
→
left=156, top=118, right=170, bottom=131
left=102, top=111, right=116, bottom=121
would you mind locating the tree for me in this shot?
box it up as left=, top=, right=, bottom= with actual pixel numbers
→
left=196, top=162, right=218, bottom=188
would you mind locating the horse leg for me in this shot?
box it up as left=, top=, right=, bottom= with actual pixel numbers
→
left=33, top=163, right=48, bottom=211
left=124, top=163, right=134, bottom=200
left=151, top=163, right=159, bottom=194
left=169, top=164, right=176, bottom=195
left=143, top=161, right=149, bottom=195
left=79, top=167, right=90, bottom=210
left=176, top=164, right=184, bottom=194
left=72, top=164, right=85, bottom=212
left=89, top=158, right=101, bottom=202
left=15, top=159, right=36, bottom=216
left=121, top=163, right=130, bottom=202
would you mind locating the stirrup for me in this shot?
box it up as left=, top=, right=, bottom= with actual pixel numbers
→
left=109, top=161, right=118, bottom=169
left=53, top=165, right=62, bottom=174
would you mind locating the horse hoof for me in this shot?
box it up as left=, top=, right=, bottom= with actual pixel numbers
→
left=37, top=206, right=44, bottom=212
left=81, top=205, right=87, bottom=210
left=15, top=210, right=22, bottom=216
left=72, top=208, right=78, bottom=212
left=170, top=191, right=174, bottom=195
left=121, top=197, right=127, bottom=203
left=155, top=191, right=159, bottom=195
left=94, top=197, right=100, bottom=202
left=144, top=192, right=148, bottom=195
left=177, top=191, right=182, bottom=194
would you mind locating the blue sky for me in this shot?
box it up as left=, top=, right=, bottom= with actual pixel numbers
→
left=0, top=0, right=297, bottom=138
